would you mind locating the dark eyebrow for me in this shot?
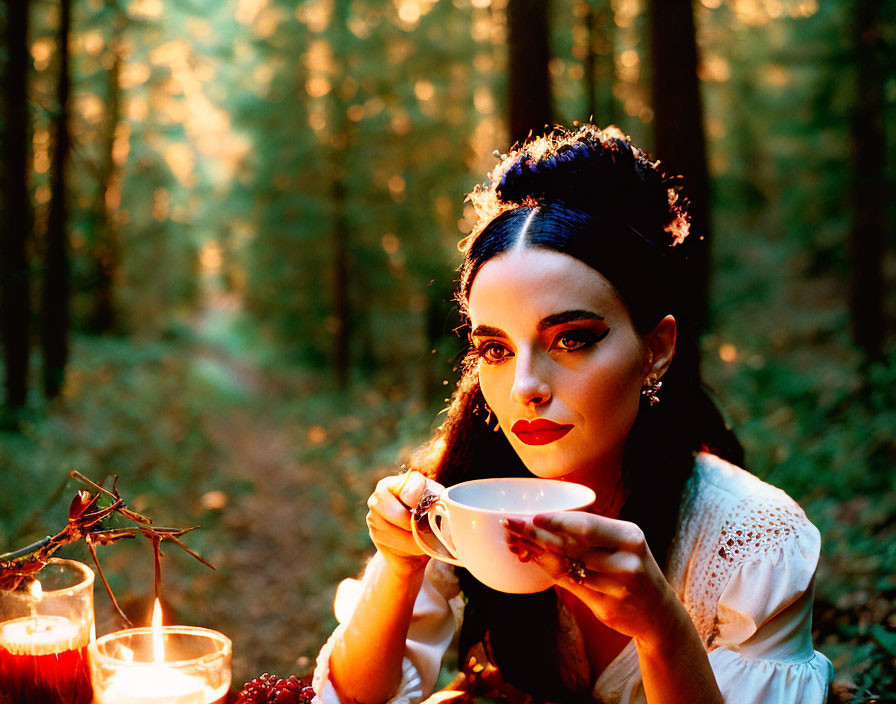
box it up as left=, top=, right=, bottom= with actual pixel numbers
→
left=471, top=311, right=604, bottom=339
left=470, top=324, right=506, bottom=339
left=537, top=310, right=605, bottom=331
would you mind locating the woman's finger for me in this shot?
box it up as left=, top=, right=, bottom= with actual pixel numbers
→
left=532, top=512, right=645, bottom=553
left=505, top=525, right=639, bottom=587
left=562, top=569, right=625, bottom=598
left=389, top=471, right=444, bottom=512
left=368, top=490, right=416, bottom=531
left=512, top=538, right=626, bottom=598
left=366, top=510, right=424, bottom=556
left=391, top=470, right=425, bottom=507
left=504, top=533, right=544, bottom=562
left=502, top=516, right=583, bottom=557
left=579, top=547, right=644, bottom=577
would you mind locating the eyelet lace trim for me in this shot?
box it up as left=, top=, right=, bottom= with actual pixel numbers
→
left=666, top=457, right=814, bottom=649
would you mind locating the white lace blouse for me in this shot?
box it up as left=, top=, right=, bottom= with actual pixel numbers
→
left=313, top=453, right=833, bottom=703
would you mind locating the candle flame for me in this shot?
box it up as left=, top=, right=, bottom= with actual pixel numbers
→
left=151, top=598, right=164, bottom=663
left=28, top=579, right=43, bottom=601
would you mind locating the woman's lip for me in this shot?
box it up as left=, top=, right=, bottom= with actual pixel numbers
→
left=511, top=419, right=574, bottom=446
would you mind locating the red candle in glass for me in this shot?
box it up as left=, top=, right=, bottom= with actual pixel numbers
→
left=0, top=559, right=95, bottom=704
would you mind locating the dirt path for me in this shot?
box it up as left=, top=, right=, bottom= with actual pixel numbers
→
left=184, top=344, right=414, bottom=688
left=201, top=409, right=337, bottom=684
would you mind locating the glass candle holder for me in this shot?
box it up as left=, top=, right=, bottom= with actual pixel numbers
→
left=0, top=558, right=96, bottom=704
left=92, top=625, right=232, bottom=704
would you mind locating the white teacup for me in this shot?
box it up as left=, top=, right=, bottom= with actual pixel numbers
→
left=410, top=477, right=596, bottom=593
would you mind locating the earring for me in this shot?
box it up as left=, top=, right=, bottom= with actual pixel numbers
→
left=641, top=377, right=662, bottom=406
left=483, top=402, right=501, bottom=432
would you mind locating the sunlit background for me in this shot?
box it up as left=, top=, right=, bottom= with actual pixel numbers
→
left=1, top=0, right=893, bottom=697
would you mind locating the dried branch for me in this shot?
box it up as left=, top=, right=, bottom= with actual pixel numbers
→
left=0, top=471, right=215, bottom=627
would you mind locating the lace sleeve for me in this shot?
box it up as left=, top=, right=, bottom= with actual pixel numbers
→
left=677, top=469, right=820, bottom=648
left=609, top=456, right=834, bottom=704
left=695, top=494, right=832, bottom=702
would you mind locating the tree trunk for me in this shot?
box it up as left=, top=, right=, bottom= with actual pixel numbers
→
left=89, top=0, right=125, bottom=333
left=647, top=0, right=710, bottom=378
left=581, top=0, right=617, bottom=127
left=331, top=174, right=350, bottom=388
left=506, top=0, right=553, bottom=146
left=849, top=0, right=886, bottom=360
left=582, top=0, right=597, bottom=121
left=1, top=0, right=33, bottom=409
left=42, top=0, right=73, bottom=398
left=329, top=1, right=351, bottom=388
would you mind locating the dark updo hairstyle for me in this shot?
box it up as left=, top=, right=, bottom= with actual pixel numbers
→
left=409, top=125, right=743, bottom=702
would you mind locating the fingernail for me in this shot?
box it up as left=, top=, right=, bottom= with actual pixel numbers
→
left=503, top=517, right=523, bottom=531
left=508, top=544, right=530, bottom=561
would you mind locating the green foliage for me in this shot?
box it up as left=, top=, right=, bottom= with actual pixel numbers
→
left=0, top=334, right=233, bottom=551
left=228, top=0, right=481, bottom=377
left=705, top=206, right=896, bottom=693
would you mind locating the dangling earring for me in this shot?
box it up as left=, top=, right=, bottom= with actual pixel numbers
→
left=641, top=377, right=662, bottom=406
left=483, top=402, right=501, bottom=432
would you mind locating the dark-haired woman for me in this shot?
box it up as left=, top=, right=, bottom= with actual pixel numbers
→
left=312, top=126, right=832, bottom=704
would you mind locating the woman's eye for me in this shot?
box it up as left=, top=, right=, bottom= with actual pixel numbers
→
left=552, top=328, right=608, bottom=352
left=476, top=342, right=512, bottom=364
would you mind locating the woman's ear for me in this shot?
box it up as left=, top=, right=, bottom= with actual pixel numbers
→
left=642, top=315, right=676, bottom=380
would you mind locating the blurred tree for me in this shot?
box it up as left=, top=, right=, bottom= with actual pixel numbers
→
left=86, top=0, right=126, bottom=334
left=236, top=0, right=478, bottom=395
left=507, top=0, right=553, bottom=144
left=647, top=0, right=710, bottom=377
left=42, top=0, right=73, bottom=398
left=329, top=0, right=353, bottom=388
left=109, top=8, right=201, bottom=335
left=579, top=0, right=617, bottom=126
left=580, top=0, right=597, bottom=121
left=1, top=0, right=33, bottom=409
left=235, top=2, right=328, bottom=366
left=331, top=169, right=351, bottom=386
left=698, top=1, right=892, bottom=365
left=849, top=0, right=888, bottom=360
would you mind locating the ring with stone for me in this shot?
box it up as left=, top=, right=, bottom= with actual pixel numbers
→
left=566, top=557, right=588, bottom=585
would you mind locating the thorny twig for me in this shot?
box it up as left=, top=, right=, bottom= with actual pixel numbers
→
left=0, top=471, right=215, bottom=628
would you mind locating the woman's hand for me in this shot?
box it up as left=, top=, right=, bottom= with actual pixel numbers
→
left=502, top=512, right=688, bottom=650
left=366, top=470, right=442, bottom=578
left=331, top=472, right=446, bottom=704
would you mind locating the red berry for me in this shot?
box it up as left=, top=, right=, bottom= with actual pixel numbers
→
left=236, top=674, right=315, bottom=704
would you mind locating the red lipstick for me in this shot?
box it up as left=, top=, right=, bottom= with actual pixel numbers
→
left=511, top=419, right=574, bottom=446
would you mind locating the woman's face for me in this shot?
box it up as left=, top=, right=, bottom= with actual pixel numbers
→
left=468, top=246, right=654, bottom=490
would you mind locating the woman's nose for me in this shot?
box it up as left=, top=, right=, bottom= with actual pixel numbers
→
left=510, top=352, right=551, bottom=407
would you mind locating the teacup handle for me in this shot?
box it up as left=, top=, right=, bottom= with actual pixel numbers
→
left=410, top=500, right=464, bottom=567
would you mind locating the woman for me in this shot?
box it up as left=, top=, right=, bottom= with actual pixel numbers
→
left=312, top=125, right=832, bottom=703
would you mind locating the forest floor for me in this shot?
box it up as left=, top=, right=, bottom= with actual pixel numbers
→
left=94, top=314, right=437, bottom=689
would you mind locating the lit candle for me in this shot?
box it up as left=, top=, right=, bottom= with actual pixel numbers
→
left=98, top=668, right=207, bottom=704
left=92, top=600, right=227, bottom=704
left=0, top=613, right=82, bottom=652
left=1, top=582, right=82, bottom=652
left=0, top=564, right=95, bottom=704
